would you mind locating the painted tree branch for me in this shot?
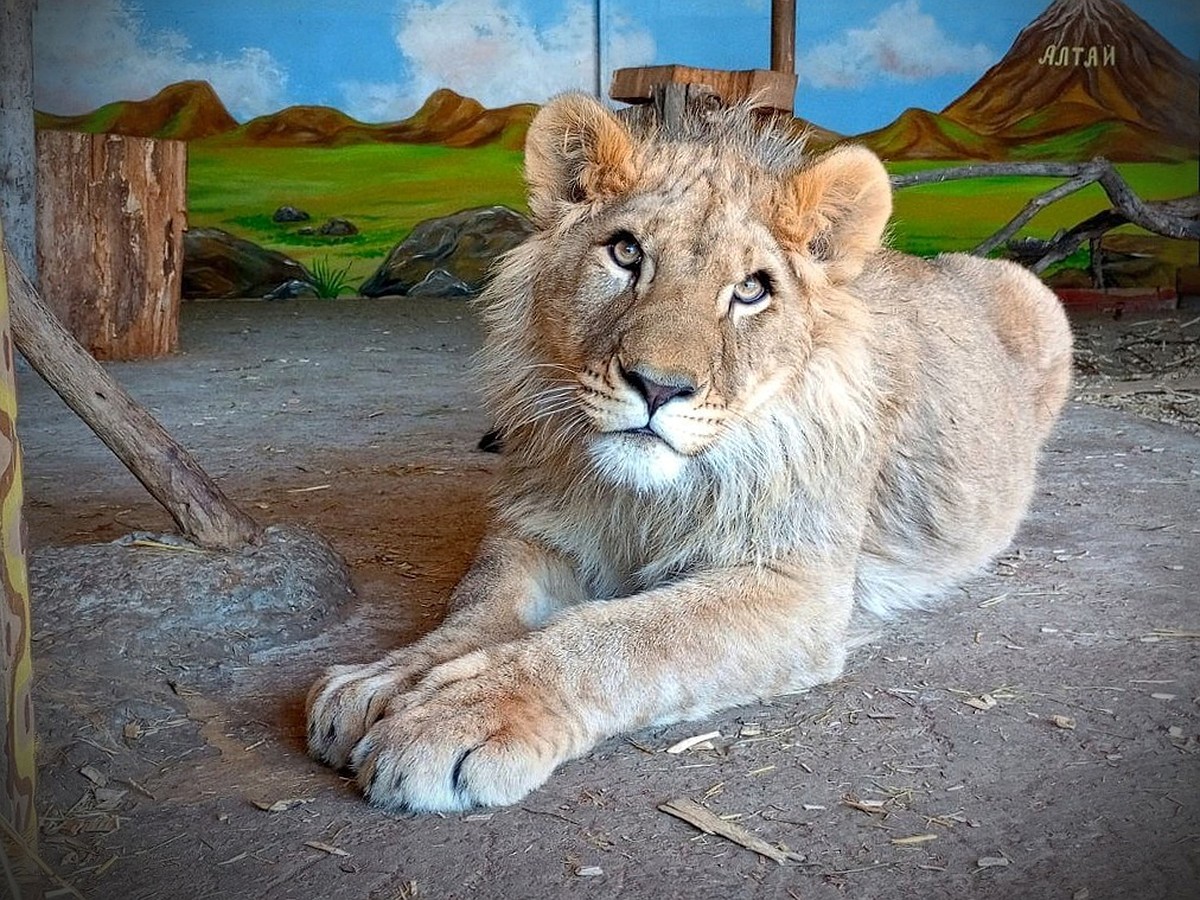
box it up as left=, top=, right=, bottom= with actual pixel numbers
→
left=4, top=244, right=261, bottom=550
left=1008, top=196, right=1200, bottom=275
left=889, top=161, right=1090, bottom=188
left=890, top=159, right=1200, bottom=264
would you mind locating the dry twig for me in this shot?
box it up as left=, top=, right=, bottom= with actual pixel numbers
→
left=658, top=797, right=803, bottom=864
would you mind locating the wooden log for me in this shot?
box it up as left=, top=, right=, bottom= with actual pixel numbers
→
left=771, top=0, right=796, bottom=76
left=0, top=225, right=37, bottom=855
left=35, top=131, right=186, bottom=361
left=4, top=244, right=261, bottom=551
left=610, top=65, right=796, bottom=113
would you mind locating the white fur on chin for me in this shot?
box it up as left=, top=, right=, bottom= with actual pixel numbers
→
left=587, top=432, right=688, bottom=491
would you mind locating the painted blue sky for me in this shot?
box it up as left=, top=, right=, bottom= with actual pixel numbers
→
left=33, top=0, right=1200, bottom=135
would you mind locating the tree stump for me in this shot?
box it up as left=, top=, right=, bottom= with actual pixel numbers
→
left=35, top=131, right=185, bottom=360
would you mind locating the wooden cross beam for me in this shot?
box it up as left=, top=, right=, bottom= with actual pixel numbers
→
left=608, top=0, right=797, bottom=115
left=609, top=65, right=796, bottom=115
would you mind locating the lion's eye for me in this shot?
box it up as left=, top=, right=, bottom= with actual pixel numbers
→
left=732, top=274, right=769, bottom=305
left=608, top=233, right=643, bottom=270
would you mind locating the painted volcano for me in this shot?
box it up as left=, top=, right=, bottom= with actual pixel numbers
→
left=941, top=0, right=1199, bottom=158
left=857, top=0, right=1198, bottom=160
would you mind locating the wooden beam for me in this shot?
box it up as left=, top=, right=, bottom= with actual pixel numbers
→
left=0, top=0, right=37, bottom=283
left=610, top=65, right=796, bottom=113
left=4, top=244, right=262, bottom=550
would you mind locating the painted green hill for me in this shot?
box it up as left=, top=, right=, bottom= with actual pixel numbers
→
left=1008, top=118, right=1198, bottom=162
left=376, top=89, right=536, bottom=150
left=205, top=88, right=535, bottom=150
left=856, top=108, right=1008, bottom=161
left=856, top=105, right=1197, bottom=163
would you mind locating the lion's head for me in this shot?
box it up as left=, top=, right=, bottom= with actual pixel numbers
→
left=480, top=93, right=892, bottom=494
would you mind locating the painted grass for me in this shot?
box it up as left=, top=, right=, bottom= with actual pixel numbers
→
left=188, top=141, right=1197, bottom=284
left=187, top=141, right=528, bottom=282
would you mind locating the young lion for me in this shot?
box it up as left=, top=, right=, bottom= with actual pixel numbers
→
left=307, top=93, right=1072, bottom=812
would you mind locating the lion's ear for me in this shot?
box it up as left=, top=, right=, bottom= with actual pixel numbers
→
left=524, top=93, right=636, bottom=225
left=774, top=146, right=892, bottom=283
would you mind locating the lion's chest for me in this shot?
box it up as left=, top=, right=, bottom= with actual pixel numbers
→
left=517, top=491, right=712, bottom=599
left=500, top=444, right=851, bottom=601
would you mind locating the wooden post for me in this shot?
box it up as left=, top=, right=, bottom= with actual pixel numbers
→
left=0, top=0, right=37, bottom=285
left=4, top=244, right=261, bottom=551
left=0, top=222, right=37, bottom=863
left=35, top=132, right=185, bottom=360
left=771, top=0, right=796, bottom=75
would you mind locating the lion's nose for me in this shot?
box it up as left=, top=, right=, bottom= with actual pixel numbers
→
left=620, top=364, right=697, bottom=416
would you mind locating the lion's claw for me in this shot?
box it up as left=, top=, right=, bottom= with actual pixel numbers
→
left=348, top=653, right=574, bottom=812
left=306, top=659, right=422, bottom=769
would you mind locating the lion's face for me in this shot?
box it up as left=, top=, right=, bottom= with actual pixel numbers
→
left=485, top=94, right=892, bottom=492
left=529, top=156, right=810, bottom=490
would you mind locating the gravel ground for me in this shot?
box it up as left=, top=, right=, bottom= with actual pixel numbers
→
left=1072, top=308, right=1200, bottom=433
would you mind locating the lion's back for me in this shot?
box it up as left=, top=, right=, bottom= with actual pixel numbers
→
left=852, top=251, right=1072, bottom=616
left=865, top=250, right=1071, bottom=434
left=931, top=253, right=1072, bottom=435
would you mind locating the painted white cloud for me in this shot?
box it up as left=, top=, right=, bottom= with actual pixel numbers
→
left=340, top=0, right=655, bottom=122
left=33, top=0, right=287, bottom=119
left=798, top=0, right=994, bottom=89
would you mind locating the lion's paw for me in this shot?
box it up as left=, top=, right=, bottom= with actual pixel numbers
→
left=306, top=655, right=427, bottom=769
left=351, top=650, right=577, bottom=812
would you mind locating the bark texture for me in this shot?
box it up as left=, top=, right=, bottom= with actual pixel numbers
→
left=36, top=131, right=186, bottom=360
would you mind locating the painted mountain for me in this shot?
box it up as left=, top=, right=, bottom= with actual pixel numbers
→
left=36, top=82, right=535, bottom=151
left=34, top=80, right=238, bottom=141
left=34, top=0, right=1197, bottom=162
left=225, top=89, right=533, bottom=150
left=861, top=0, right=1199, bottom=161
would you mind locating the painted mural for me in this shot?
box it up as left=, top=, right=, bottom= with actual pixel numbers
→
left=30, top=0, right=1200, bottom=297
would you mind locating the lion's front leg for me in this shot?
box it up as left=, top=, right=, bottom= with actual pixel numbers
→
left=306, top=535, right=583, bottom=768
left=354, top=561, right=853, bottom=812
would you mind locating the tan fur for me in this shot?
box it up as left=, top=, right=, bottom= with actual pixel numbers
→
left=307, top=93, right=1073, bottom=812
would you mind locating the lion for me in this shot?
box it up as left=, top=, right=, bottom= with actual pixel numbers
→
left=306, top=92, right=1073, bottom=812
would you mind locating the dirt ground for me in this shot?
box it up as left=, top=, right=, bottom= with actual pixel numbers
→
left=11, top=297, right=1200, bottom=900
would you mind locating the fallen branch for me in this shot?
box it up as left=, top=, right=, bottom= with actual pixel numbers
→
left=1008, top=197, right=1200, bottom=274
left=1093, top=377, right=1200, bottom=397
left=1005, top=208, right=1126, bottom=274
left=972, top=164, right=1107, bottom=257
left=4, top=243, right=261, bottom=550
